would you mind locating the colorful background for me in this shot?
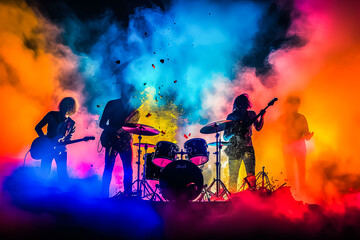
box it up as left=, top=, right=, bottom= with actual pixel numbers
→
left=1, top=0, right=360, bottom=231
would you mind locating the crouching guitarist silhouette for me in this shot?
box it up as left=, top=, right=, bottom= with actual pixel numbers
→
left=34, top=97, right=77, bottom=187
left=100, top=85, right=140, bottom=198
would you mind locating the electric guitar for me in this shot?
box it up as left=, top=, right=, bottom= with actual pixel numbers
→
left=100, top=128, right=126, bottom=148
left=245, top=97, right=278, bottom=127
left=30, top=136, right=95, bottom=160
left=99, top=109, right=139, bottom=148
left=224, top=98, right=278, bottom=140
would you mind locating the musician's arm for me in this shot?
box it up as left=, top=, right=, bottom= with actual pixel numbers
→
left=223, top=115, right=233, bottom=141
left=99, top=103, right=112, bottom=131
left=35, top=113, right=50, bottom=137
left=254, top=110, right=265, bottom=131
left=64, top=123, right=76, bottom=142
left=302, top=115, right=314, bottom=140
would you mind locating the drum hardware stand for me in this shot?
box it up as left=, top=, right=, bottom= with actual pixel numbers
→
left=140, top=144, right=163, bottom=201
left=256, top=166, right=274, bottom=192
left=112, top=123, right=160, bottom=199
left=238, top=176, right=256, bottom=191
left=255, top=167, right=287, bottom=193
left=175, top=149, right=188, bottom=160
left=121, top=128, right=150, bottom=198
left=238, top=166, right=282, bottom=193
left=196, top=184, right=211, bottom=202
left=129, top=140, right=162, bottom=201
left=150, top=184, right=164, bottom=202
left=199, top=124, right=231, bottom=201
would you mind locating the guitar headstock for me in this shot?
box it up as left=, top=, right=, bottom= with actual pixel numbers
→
left=83, top=136, right=95, bottom=141
left=268, top=98, right=278, bottom=106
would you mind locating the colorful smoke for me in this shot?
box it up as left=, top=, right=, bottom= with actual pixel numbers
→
left=1, top=0, right=360, bottom=211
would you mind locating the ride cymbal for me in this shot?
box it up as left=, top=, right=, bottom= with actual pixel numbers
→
left=133, top=143, right=156, bottom=148
left=122, top=123, right=160, bottom=136
left=200, top=120, right=233, bottom=134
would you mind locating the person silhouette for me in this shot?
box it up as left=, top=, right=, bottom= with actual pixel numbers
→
left=224, top=93, right=265, bottom=192
left=99, top=84, right=140, bottom=197
left=279, top=95, right=313, bottom=192
left=35, top=97, right=77, bottom=186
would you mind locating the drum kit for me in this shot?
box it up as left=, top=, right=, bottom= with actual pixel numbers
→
left=116, top=119, right=233, bottom=202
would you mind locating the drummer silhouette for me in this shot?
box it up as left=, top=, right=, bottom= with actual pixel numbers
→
left=99, top=84, right=140, bottom=197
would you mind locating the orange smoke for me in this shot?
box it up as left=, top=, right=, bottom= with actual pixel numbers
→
left=0, top=1, right=88, bottom=179
left=231, top=0, right=360, bottom=204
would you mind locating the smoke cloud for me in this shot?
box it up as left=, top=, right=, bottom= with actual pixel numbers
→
left=1, top=1, right=360, bottom=237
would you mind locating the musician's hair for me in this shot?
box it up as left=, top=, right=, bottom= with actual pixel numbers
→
left=58, top=97, right=77, bottom=116
left=233, top=93, right=252, bottom=111
left=286, top=95, right=300, bottom=105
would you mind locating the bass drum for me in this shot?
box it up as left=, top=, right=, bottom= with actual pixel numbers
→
left=159, top=160, right=203, bottom=202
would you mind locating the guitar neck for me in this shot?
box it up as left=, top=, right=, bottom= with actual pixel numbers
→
left=57, top=138, right=90, bottom=146
left=253, top=104, right=271, bottom=121
left=244, top=99, right=277, bottom=127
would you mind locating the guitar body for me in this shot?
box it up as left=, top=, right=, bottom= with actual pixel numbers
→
left=100, top=129, right=131, bottom=151
left=100, top=130, right=118, bottom=148
left=30, top=136, right=57, bottom=160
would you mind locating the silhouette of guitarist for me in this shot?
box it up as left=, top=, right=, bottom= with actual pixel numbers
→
left=100, top=85, right=139, bottom=197
left=224, top=94, right=266, bottom=192
left=35, top=97, right=77, bottom=186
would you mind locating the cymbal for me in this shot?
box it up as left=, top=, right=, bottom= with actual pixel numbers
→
left=200, top=120, right=233, bottom=134
left=122, top=123, right=160, bottom=136
left=208, top=141, right=230, bottom=147
left=133, top=143, right=156, bottom=148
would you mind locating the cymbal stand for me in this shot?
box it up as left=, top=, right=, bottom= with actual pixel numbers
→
left=125, top=128, right=144, bottom=197
left=127, top=133, right=160, bottom=200
left=139, top=144, right=163, bottom=201
left=150, top=184, right=164, bottom=201
left=238, top=166, right=278, bottom=193
left=256, top=166, right=274, bottom=192
left=136, top=133, right=142, bottom=192
left=199, top=124, right=231, bottom=201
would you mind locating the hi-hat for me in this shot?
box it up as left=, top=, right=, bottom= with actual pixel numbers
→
left=208, top=141, right=230, bottom=147
left=133, top=143, right=156, bottom=148
left=200, top=120, right=233, bottom=134
left=122, top=123, right=160, bottom=136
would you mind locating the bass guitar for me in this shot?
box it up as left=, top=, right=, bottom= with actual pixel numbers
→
left=30, top=136, right=95, bottom=160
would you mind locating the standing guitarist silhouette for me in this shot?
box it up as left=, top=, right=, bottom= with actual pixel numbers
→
left=100, top=84, right=140, bottom=198
left=279, top=95, right=313, bottom=193
left=34, top=97, right=77, bottom=187
left=224, top=94, right=277, bottom=192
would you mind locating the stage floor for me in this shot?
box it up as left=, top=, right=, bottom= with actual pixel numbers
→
left=2, top=190, right=360, bottom=240
left=1, top=168, right=360, bottom=239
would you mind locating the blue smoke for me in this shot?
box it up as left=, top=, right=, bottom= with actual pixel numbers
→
left=72, top=0, right=264, bottom=123
left=2, top=167, right=162, bottom=238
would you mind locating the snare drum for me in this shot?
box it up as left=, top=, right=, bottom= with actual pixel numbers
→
left=152, top=141, right=180, bottom=168
left=184, top=138, right=209, bottom=165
